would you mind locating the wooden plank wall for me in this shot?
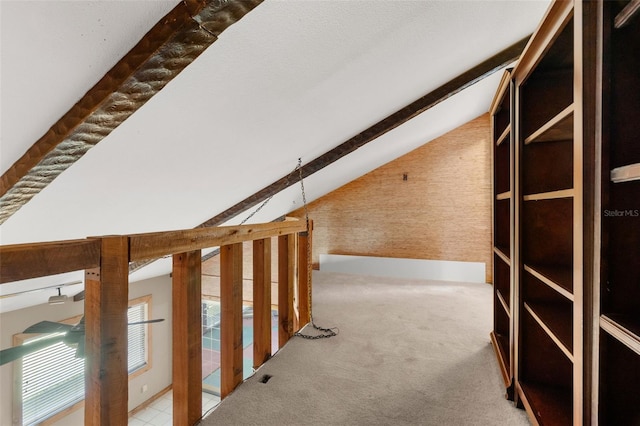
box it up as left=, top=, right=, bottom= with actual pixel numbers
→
left=291, top=114, right=493, bottom=283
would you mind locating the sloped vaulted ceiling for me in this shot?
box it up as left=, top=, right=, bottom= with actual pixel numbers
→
left=0, top=0, right=551, bottom=310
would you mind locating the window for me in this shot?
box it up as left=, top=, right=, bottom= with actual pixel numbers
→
left=127, top=300, right=149, bottom=374
left=20, top=333, right=85, bottom=425
left=14, top=296, right=152, bottom=425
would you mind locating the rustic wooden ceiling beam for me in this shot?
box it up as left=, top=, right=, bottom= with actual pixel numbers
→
left=199, top=36, right=531, bottom=229
left=0, top=0, right=262, bottom=225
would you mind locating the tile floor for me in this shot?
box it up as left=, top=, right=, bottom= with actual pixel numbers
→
left=128, top=390, right=220, bottom=425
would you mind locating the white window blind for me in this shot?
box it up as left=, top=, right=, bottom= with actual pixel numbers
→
left=20, top=302, right=149, bottom=425
left=127, top=302, right=147, bottom=374
left=22, top=336, right=85, bottom=425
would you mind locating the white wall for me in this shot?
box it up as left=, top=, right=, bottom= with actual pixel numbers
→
left=0, top=274, right=172, bottom=425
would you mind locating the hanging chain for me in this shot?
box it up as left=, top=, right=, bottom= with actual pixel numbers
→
left=294, top=158, right=338, bottom=340
left=238, top=160, right=303, bottom=225
left=196, top=157, right=337, bottom=339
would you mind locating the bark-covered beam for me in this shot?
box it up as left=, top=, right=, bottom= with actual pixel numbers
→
left=0, top=0, right=262, bottom=225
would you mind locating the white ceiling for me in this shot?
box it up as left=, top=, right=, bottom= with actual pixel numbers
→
left=0, top=0, right=551, bottom=312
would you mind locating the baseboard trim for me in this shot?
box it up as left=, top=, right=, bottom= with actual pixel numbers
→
left=319, top=254, right=486, bottom=283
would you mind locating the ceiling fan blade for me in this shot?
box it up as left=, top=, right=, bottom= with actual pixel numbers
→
left=75, top=338, right=85, bottom=359
left=66, top=318, right=163, bottom=358
left=0, top=334, right=66, bottom=366
left=73, top=290, right=85, bottom=302
left=23, top=321, right=74, bottom=334
left=128, top=318, right=165, bottom=326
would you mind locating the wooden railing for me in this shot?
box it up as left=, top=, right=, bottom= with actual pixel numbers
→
left=0, top=217, right=312, bottom=426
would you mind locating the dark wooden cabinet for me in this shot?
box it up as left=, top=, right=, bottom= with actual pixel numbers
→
left=490, top=1, right=640, bottom=424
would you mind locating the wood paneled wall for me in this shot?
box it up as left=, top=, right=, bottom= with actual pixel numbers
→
left=291, top=113, right=493, bottom=283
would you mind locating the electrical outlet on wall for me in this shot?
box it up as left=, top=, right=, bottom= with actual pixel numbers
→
left=141, top=384, right=148, bottom=393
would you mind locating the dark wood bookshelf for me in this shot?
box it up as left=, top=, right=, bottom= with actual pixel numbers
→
left=521, top=198, right=573, bottom=270
left=490, top=68, right=514, bottom=400
left=518, top=381, right=573, bottom=426
left=496, top=127, right=510, bottom=147
left=490, top=331, right=511, bottom=388
left=497, top=290, right=510, bottom=316
left=490, top=1, right=640, bottom=423
left=598, top=332, right=640, bottom=424
left=494, top=198, right=511, bottom=256
left=524, top=264, right=573, bottom=300
left=512, top=2, right=579, bottom=423
left=614, top=0, right=640, bottom=28
left=522, top=140, right=573, bottom=195
left=520, top=307, right=573, bottom=389
left=525, top=302, right=573, bottom=358
left=495, top=137, right=511, bottom=195
left=600, top=4, right=640, bottom=424
left=524, top=104, right=574, bottom=145
left=523, top=189, right=573, bottom=201
left=494, top=253, right=511, bottom=311
left=600, top=315, right=640, bottom=355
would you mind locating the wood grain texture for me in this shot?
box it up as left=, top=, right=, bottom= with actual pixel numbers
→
left=252, top=238, right=272, bottom=369
left=297, top=224, right=312, bottom=326
left=130, top=219, right=305, bottom=261
left=0, top=239, right=100, bottom=284
left=278, top=235, right=295, bottom=347
left=84, top=237, right=129, bottom=426
left=172, top=250, right=202, bottom=426
left=202, top=239, right=281, bottom=308
left=202, top=275, right=279, bottom=307
left=291, top=114, right=493, bottom=282
left=202, top=239, right=279, bottom=283
left=220, top=243, right=243, bottom=399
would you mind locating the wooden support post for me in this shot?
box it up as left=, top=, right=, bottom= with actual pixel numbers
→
left=278, top=235, right=295, bottom=347
left=297, top=220, right=313, bottom=327
left=84, top=236, right=129, bottom=426
left=172, top=250, right=202, bottom=426
left=220, top=243, right=243, bottom=399
left=292, top=234, right=300, bottom=333
left=253, top=238, right=272, bottom=369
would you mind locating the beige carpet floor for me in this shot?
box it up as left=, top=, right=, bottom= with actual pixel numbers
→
left=200, top=271, right=530, bottom=425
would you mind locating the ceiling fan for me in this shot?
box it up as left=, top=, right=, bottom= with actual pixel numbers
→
left=0, top=316, right=164, bottom=366
left=0, top=281, right=85, bottom=303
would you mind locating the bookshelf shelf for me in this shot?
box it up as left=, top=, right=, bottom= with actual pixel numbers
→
left=517, top=381, right=572, bottom=426
left=493, top=247, right=510, bottom=266
left=601, top=315, right=640, bottom=356
left=525, top=302, right=573, bottom=360
left=524, top=104, right=574, bottom=145
left=496, top=191, right=511, bottom=201
left=496, top=126, right=510, bottom=146
left=524, top=264, right=573, bottom=301
left=614, top=0, right=640, bottom=28
left=610, top=163, right=640, bottom=183
left=523, top=189, right=574, bottom=201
